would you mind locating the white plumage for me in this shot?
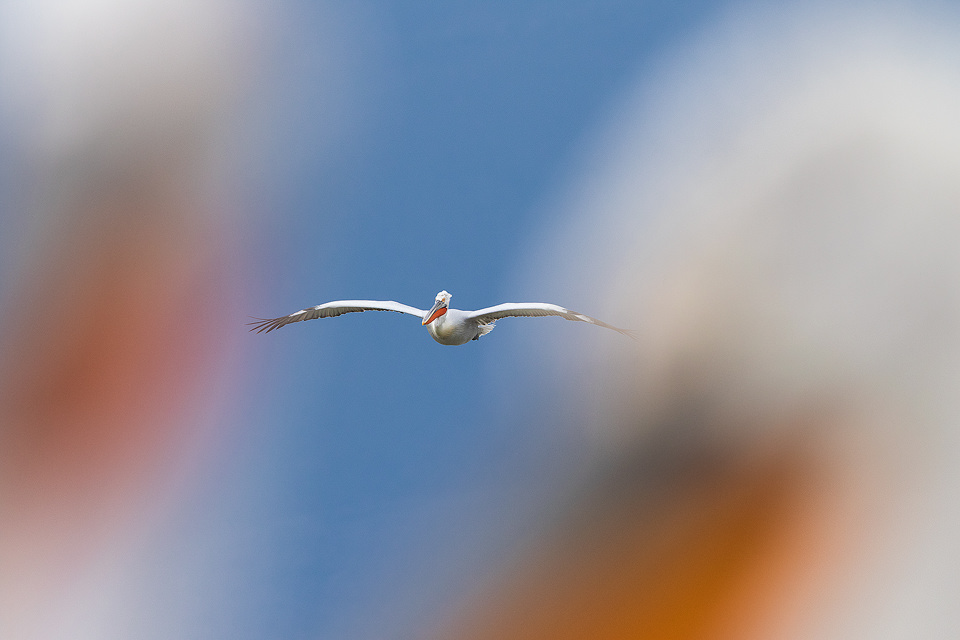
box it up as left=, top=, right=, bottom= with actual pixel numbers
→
left=250, top=290, right=635, bottom=346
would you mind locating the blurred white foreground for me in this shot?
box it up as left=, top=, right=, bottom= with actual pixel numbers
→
left=435, top=4, right=960, bottom=639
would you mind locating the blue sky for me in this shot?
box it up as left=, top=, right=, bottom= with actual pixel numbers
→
left=159, top=2, right=719, bottom=638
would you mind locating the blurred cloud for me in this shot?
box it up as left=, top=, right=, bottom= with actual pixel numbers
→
left=436, top=3, right=960, bottom=639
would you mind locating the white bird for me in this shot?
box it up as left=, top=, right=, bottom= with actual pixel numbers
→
left=249, top=290, right=636, bottom=346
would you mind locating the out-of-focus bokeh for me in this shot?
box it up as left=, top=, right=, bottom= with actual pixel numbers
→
left=435, top=4, right=960, bottom=639
left=2, top=1, right=959, bottom=639
left=0, top=0, right=263, bottom=637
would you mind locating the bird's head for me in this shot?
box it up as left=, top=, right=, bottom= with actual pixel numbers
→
left=423, top=290, right=451, bottom=325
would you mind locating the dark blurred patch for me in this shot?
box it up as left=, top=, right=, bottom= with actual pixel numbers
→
left=432, top=398, right=844, bottom=640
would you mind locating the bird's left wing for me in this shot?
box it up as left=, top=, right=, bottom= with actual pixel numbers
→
left=249, top=300, right=426, bottom=333
left=467, top=302, right=637, bottom=339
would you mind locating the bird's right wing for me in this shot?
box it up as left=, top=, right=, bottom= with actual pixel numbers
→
left=249, top=300, right=426, bottom=333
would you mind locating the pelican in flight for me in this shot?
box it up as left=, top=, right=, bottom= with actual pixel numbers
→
left=249, top=290, right=635, bottom=346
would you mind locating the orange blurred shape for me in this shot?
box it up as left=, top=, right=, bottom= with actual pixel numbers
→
left=433, top=421, right=860, bottom=640
left=0, top=161, right=235, bottom=615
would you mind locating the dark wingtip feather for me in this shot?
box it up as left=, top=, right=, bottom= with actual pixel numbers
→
left=247, top=316, right=282, bottom=333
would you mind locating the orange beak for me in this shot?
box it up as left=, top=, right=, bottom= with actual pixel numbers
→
left=423, top=300, right=447, bottom=325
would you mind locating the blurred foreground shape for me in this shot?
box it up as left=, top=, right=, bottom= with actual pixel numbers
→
left=0, top=1, right=254, bottom=637
left=432, top=5, right=960, bottom=639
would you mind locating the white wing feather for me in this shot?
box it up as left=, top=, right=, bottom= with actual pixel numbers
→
left=467, top=302, right=636, bottom=339
left=249, top=300, right=426, bottom=333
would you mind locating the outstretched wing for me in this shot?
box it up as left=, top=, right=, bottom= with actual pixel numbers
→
left=467, top=302, right=637, bottom=339
left=249, top=300, right=426, bottom=333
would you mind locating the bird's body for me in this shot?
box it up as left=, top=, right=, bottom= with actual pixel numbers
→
left=423, top=307, right=484, bottom=345
left=250, top=290, right=635, bottom=345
